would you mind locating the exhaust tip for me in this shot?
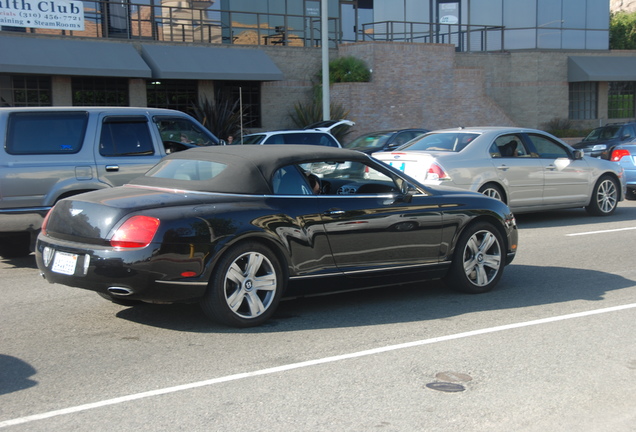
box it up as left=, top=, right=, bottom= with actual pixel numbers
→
left=107, top=286, right=134, bottom=296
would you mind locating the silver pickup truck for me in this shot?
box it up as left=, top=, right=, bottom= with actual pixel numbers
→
left=0, top=107, right=219, bottom=257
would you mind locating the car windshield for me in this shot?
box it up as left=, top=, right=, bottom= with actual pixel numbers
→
left=399, top=132, right=479, bottom=152
left=344, top=132, right=391, bottom=150
left=583, top=126, right=621, bottom=142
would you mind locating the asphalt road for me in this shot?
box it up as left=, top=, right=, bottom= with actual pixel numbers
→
left=1, top=202, right=635, bottom=431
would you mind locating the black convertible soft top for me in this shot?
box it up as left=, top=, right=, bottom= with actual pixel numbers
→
left=130, top=144, right=372, bottom=194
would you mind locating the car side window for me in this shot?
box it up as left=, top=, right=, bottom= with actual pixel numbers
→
left=154, top=117, right=215, bottom=147
left=100, top=118, right=155, bottom=157
left=272, top=165, right=314, bottom=195
left=264, top=134, right=285, bottom=144
left=6, top=111, right=88, bottom=155
left=526, top=134, right=569, bottom=159
left=302, top=160, right=399, bottom=195
left=319, top=135, right=339, bottom=147
left=623, top=125, right=635, bottom=139
left=491, top=134, right=529, bottom=158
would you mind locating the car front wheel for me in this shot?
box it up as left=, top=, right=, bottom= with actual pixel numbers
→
left=586, top=175, right=619, bottom=216
left=200, top=242, right=284, bottom=328
left=445, top=222, right=504, bottom=294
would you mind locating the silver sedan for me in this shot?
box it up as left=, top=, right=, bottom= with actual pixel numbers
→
left=373, top=127, right=626, bottom=216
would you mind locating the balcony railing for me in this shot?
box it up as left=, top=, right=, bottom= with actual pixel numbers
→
left=361, top=21, right=506, bottom=52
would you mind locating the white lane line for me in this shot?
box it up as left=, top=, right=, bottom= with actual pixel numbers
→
left=1, top=302, right=635, bottom=429
left=567, top=226, right=636, bottom=236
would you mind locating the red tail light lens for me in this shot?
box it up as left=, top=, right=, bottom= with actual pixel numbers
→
left=41, top=209, right=53, bottom=236
left=610, top=149, right=630, bottom=162
left=111, top=216, right=160, bottom=249
left=426, top=162, right=450, bottom=180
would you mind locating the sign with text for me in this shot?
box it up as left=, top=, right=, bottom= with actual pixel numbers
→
left=0, top=0, right=85, bottom=31
left=438, top=1, right=459, bottom=24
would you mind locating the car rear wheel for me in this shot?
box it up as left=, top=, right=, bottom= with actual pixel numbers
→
left=200, top=242, right=284, bottom=328
left=585, top=175, right=619, bottom=216
left=478, top=184, right=505, bottom=203
left=445, top=222, right=504, bottom=294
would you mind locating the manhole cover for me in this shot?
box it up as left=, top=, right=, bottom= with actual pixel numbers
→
left=426, top=382, right=466, bottom=393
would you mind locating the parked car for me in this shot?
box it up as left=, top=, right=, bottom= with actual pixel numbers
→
left=0, top=107, right=219, bottom=258
left=36, top=145, right=518, bottom=328
left=372, top=126, right=626, bottom=216
left=609, top=144, right=636, bottom=200
left=237, top=119, right=354, bottom=147
left=344, top=128, right=429, bottom=154
left=572, top=122, right=636, bottom=159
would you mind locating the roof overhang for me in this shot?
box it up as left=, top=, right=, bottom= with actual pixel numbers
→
left=568, top=56, right=636, bottom=82
left=0, top=35, right=152, bottom=78
left=140, top=44, right=283, bottom=81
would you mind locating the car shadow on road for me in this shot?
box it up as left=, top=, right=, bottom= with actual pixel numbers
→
left=514, top=204, right=636, bottom=228
left=0, top=253, right=37, bottom=269
left=113, top=263, right=635, bottom=333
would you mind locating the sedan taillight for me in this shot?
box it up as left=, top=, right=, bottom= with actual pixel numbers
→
left=41, top=209, right=53, bottom=236
left=426, top=162, right=450, bottom=181
left=111, top=216, right=160, bottom=249
left=610, top=149, right=631, bottom=162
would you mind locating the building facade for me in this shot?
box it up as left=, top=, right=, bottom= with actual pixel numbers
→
left=0, top=0, right=634, bottom=138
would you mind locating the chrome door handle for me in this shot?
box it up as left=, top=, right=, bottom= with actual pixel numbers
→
left=324, top=209, right=345, bottom=216
left=497, top=164, right=509, bottom=171
left=105, top=165, right=120, bottom=172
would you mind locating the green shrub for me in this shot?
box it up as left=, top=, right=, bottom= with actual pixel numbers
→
left=318, top=56, right=371, bottom=84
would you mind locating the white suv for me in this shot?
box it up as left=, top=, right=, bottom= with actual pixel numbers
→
left=237, top=120, right=354, bottom=147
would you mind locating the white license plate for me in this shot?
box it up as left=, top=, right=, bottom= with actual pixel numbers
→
left=51, top=251, right=78, bottom=275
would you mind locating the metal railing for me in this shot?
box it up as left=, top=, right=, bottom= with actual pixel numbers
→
left=361, top=21, right=505, bottom=52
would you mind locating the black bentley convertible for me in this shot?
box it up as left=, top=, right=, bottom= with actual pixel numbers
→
left=36, top=145, right=518, bottom=327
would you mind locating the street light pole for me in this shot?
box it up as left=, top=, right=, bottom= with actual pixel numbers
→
left=321, top=0, right=330, bottom=121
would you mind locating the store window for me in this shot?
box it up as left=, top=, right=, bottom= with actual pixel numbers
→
left=72, top=77, right=129, bottom=106
left=569, top=82, right=597, bottom=120
left=608, top=82, right=635, bottom=119
left=216, top=81, right=261, bottom=128
left=147, top=80, right=198, bottom=114
left=0, top=75, right=52, bottom=107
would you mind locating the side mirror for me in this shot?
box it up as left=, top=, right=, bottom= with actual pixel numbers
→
left=573, top=149, right=584, bottom=160
left=396, top=178, right=415, bottom=203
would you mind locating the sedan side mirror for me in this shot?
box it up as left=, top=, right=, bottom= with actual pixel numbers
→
left=573, top=149, right=584, bottom=160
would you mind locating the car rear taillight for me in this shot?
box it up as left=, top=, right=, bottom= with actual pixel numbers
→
left=41, top=209, right=53, bottom=236
left=426, top=162, right=450, bottom=181
left=110, top=216, right=160, bottom=249
left=610, top=149, right=630, bottom=162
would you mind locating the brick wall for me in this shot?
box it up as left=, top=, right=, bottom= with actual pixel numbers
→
left=328, top=42, right=515, bottom=139
left=241, top=43, right=636, bottom=137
